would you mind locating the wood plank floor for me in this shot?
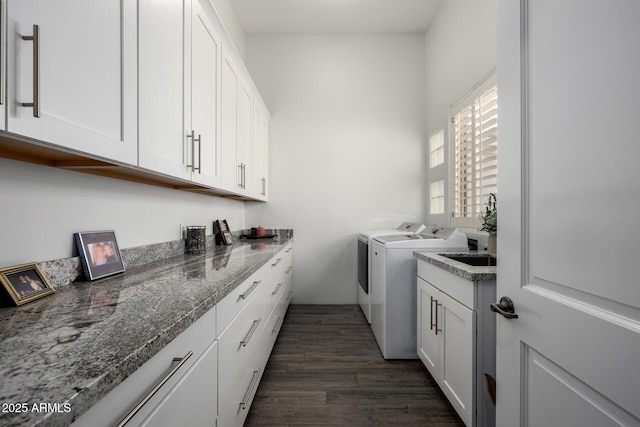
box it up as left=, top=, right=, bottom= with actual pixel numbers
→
left=245, top=304, right=465, bottom=426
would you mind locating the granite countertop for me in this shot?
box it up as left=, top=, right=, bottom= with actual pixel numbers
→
left=414, top=251, right=497, bottom=281
left=0, top=235, right=292, bottom=427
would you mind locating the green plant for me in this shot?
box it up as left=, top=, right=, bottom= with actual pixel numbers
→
left=480, top=193, right=497, bottom=234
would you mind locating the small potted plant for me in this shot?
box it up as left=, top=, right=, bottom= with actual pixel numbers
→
left=480, top=193, right=497, bottom=255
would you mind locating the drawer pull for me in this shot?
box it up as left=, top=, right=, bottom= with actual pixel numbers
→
left=117, top=351, right=193, bottom=427
left=271, top=283, right=282, bottom=296
left=239, top=280, right=261, bottom=300
left=286, top=266, right=293, bottom=274
left=435, top=302, right=443, bottom=335
left=240, top=319, right=261, bottom=347
left=285, top=247, right=292, bottom=253
left=240, top=370, right=260, bottom=410
left=271, top=316, right=284, bottom=335
left=271, top=258, right=282, bottom=267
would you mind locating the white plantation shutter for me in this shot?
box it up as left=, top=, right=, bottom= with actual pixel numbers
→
left=451, top=74, right=498, bottom=227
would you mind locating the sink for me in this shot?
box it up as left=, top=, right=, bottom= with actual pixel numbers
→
left=441, top=254, right=497, bottom=267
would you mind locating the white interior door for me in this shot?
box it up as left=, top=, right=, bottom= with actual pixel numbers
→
left=496, top=1, right=640, bottom=426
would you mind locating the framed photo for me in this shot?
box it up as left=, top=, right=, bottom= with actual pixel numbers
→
left=0, top=263, right=55, bottom=306
left=75, top=231, right=125, bottom=281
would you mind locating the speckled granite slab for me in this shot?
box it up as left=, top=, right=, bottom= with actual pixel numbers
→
left=0, top=233, right=293, bottom=427
left=413, top=251, right=497, bottom=281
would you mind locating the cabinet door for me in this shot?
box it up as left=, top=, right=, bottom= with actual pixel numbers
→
left=138, top=0, right=188, bottom=179
left=417, top=278, right=439, bottom=378
left=140, top=341, right=218, bottom=427
left=189, top=0, right=221, bottom=187
left=220, top=50, right=238, bottom=191
left=236, top=81, right=252, bottom=193
left=438, top=292, right=475, bottom=426
left=7, top=0, right=137, bottom=164
left=252, top=101, right=269, bottom=201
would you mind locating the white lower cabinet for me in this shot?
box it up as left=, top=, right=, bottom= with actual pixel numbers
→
left=73, top=244, right=293, bottom=427
left=417, top=260, right=496, bottom=427
left=218, top=245, right=293, bottom=427
left=72, top=308, right=218, bottom=427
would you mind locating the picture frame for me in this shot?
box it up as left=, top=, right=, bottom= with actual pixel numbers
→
left=0, top=263, right=55, bottom=306
left=75, top=230, right=125, bottom=281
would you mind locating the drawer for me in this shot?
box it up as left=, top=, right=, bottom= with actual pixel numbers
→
left=417, top=260, right=475, bottom=309
left=216, top=245, right=292, bottom=336
left=216, top=264, right=269, bottom=336
left=72, top=308, right=217, bottom=427
left=218, top=365, right=263, bottom=427
left=217, top=295, right=265, bottom=411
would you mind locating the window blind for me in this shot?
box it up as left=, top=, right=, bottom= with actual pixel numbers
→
left=451, top=75, right=497, bottom=226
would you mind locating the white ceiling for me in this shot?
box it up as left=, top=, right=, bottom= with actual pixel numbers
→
left=229, top=0, right=445, bottom=34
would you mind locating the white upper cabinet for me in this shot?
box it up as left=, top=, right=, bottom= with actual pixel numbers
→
left=220, top=49, right=239, bottom=191
left=6, top=0, right=137, bottom=165
left=139, top=0, right=221, bottom=187
left=252, top=100, right=270, bottom=201
left=138, top=0, right=188, bottom=179
left=187, top=0, right=221, bottom=187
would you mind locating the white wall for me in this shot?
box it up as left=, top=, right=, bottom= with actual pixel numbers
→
left=424, top=0, right=497, bottom=225
left=245, top=34, right=425, bottom=304
left=0, top=158, right=245, bottom=268
left=208, top=0, right=246, bottom=61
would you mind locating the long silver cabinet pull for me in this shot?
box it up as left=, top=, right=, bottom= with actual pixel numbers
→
left=186, top=131, right=195, bottom=170
left=435, top=302, right=442, bottom=335
left=430, top=296, right=436, bottom=331
left=21, top=24, right=40, bottom=117
left=240, top=370, right=260, bottom=410
left=271, top=258, right=282, bottom=268
left=240, top=319, right=261, bottom=347
left=195, top=134, right=201, bottom=173
left=285, top=247, right=292, bottom=253
left=239, top=280, right=261, bottom=300
left=117, top=351, right=193, bottom=427
left=242, top=163, right=246, bottom=189
left=271, top=316, right=283, bottom=335
left=238, top=164, right=243, bottom=188
left=286, top=266, right=293, bottom=275
left=261, top=177, right=266, bottom=196
left=271, top=283, right=282, bottom=297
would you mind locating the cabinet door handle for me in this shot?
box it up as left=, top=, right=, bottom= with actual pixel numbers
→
left=187, top=131, right=195, bottom=170
left=285, top=266, right=293, bottom=275
left=195, top=134, right=201, bottom=173
left=117, top=351, right=193, bottom=427
left=271, top=283, right=282, bottom=296
left=430, top=296, right=436, bottom=331
left=239, top=280, right=261, bottom=300
left=242, top=163, right=247, bottom=189
left=240, top=319, right=261, bottom=347
left=435, top=302, right=443, bottom=335
left=238, top=163, right=243, bottom=188
left=261, top=177, right=266, bottom=195
left=271, top=316, right=283, bottom=335
left=21, top=24, right=40, bottom=118
left=271, top=258, right=282, bottom=268
left=240, top=370, right=260, bottom=410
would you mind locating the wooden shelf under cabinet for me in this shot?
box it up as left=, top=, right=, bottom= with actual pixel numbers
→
left=0, top=133, right=261, bottom=201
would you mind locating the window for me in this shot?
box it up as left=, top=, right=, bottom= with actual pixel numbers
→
left=430, top=129, right=444, bottom=168
left=430, top=179, right=445, bottom=215
left=451, top=73, right=497, bottom=228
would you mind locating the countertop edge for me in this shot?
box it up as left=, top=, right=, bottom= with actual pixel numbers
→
left=413, top=251, right=497, bottom=281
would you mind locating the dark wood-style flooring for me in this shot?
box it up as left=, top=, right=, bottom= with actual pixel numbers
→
left=245, top=304, right=465, bottom=426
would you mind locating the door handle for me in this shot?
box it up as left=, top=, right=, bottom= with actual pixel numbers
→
left=21, top=24, right=40, bottom=117
left=490, top=296, right=519, bottom=319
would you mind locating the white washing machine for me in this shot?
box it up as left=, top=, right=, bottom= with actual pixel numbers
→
left=358, top=223, right=425, bottom=323
left=370, top=228, right=468, bottom=359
